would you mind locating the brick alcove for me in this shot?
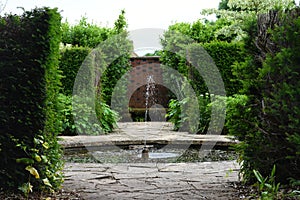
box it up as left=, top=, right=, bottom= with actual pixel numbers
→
left=129, top=84, right=169, bottom=109
left=127, top=56, right=170, bottom=121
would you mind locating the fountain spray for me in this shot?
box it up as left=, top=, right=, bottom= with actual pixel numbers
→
left=142, top=75, right=156, bottom=160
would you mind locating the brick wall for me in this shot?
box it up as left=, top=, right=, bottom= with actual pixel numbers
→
left=128, top=56, right=169, bottom=110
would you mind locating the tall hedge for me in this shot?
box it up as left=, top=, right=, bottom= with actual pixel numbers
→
left=227, top=8, right=300, bottom=184
left=160, top=29, right=245, bottom=96
left=0, top=8, right=63, bottom=193
left=60, top=47, right=91, bottom=95
left=202, top=41, right=245, bottom=96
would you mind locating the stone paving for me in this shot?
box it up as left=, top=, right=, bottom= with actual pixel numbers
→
left=63, top=161, right=240, bottom=200
left=59, top=122, right=238, bottom=148
left=61, top=122, right=242, bottom=200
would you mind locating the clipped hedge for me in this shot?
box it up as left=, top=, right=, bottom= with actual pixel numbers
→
left=60, top=46, right=91, bottom=95
left=0, top=8, right=63, bottom=193
left=160, top=30, right=245, bottom=96
left=202, top=41, right=245, bottom=96
left=100, top=55, right=132, bottom=105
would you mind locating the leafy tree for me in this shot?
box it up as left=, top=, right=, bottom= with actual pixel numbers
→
left=99, top=31, right=133, bottom=106
left=202, top=0, right=296, bottom=41
left=160, top=18, right=245, bottom=133
left=219, top=0, right=230, bottom=10
left=61, top=10, right=128, bottom=48
left=61, top=17, right=112, bottom=48
left=167, top=19, right=234, bottom=43
left=113, top=9, right=127, bottom=34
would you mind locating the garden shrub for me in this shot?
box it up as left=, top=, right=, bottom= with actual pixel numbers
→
left=167, top=18, right=236, bottom=44
left=166, top=93, right=211, bottom=133
left=59, top=35, right=131, bottom=106
left=0, top=8, right=63, bottom=194
left=227, top=8, right=300, bottom=184
left=96, top=30, right=133, bottom=106
left=61, top=9, right=127, bottom=48
left=100, top=55, right=132, bottom=106
left=58, top=94, right=119, bottom=135
left=95, top=96, right=120, bottom=133
left=166, top=99, right=185, bottom=131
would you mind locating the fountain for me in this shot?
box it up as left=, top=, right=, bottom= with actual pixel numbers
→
left=145, top=75, right=156, bottom=122
left=63, top=73, right=235, bottom=164
left=142, top=75, right=156, bottom=160
left=140, top=75, right=181, bottom=161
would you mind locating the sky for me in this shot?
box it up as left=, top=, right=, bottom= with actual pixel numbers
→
left=2, top=0, right=221, bottom=55
left=3, top=0, right=220, bottom=30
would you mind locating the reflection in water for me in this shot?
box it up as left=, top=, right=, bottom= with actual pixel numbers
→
left=63, top=147, right=237, bottom=164
left=141, top=147, right=149, bottom=160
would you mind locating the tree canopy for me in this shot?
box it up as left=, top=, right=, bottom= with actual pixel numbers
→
left=61, top=9, right=128, bottom=48
left=202, top=0, right=296, bottom=41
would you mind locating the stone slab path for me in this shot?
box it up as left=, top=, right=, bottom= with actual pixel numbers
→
left=63, top=161, right=240, bottom=200
left=61, top=122, right=242, bottom=199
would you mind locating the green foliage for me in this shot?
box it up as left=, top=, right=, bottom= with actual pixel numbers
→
left=58, top=94, right=119, bottom=135
left=218, top=0, right=231, bottom=11
left=59, top=46, right=91, bottom=95
left=144, top=50, right=162, bottom=56
left=161, top=24, right=245, bottom=133
left=97, top=30, right=133, bottom=106
left=166, top=99, right=183, bottom=131
left=227, top=8, right=300, bottom=184
left=100, top=55, right=132, bottom=105
left=0, top=8, right=63, bottom=194
left=167, top=19, right=235, bottom=44
left=60, top=11, right=132, bottom=106
left=61, top=10, right=128, bottom=48
left=253, top=165, right=281, bottom=199
left=201, top=41, right=245, bottom=96
left=202, top=0, right=296, bottom=41
left=161, top=25, right=245, bottom=96
left=61, top=17, right=112, bottom=48
left=113, top=9, right=128, bottom=34
left=59, top=11, right=131, bottom=133
left=166, top=93, right=211, bottom=133
left=57, top=94, right=76, bottom=135
left=198, top=94, right=212, bottom=133
left=95, top=97, right=119, bottom=133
